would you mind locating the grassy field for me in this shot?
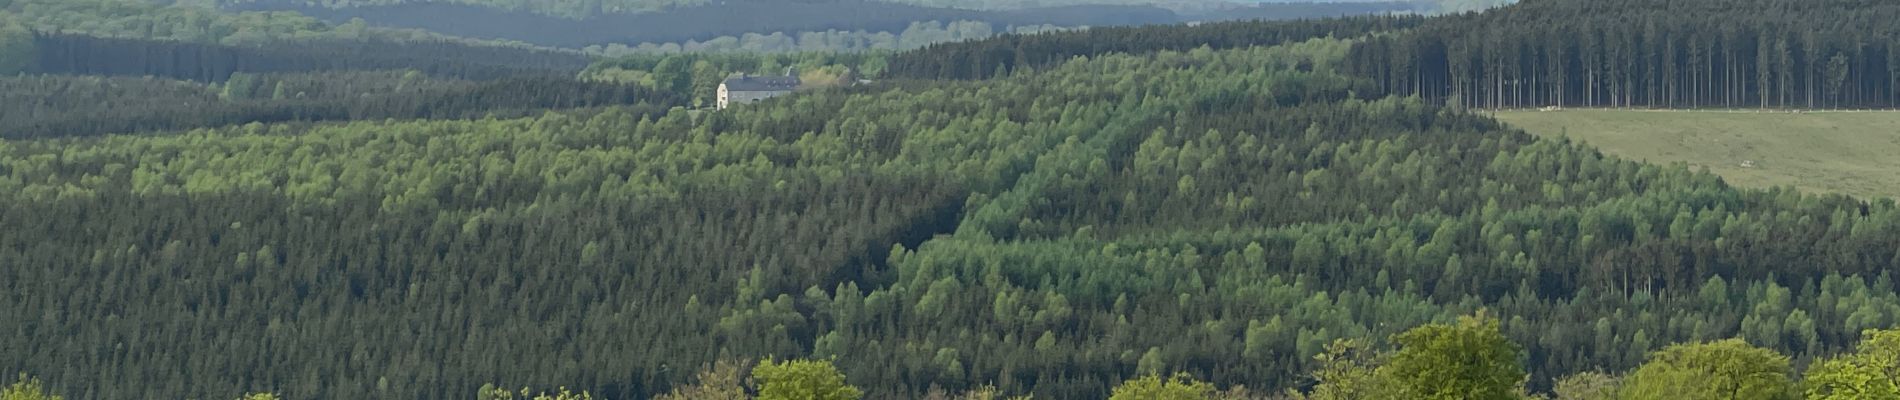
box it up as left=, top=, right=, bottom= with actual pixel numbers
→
left=1494, top=109, right=1900, bottom=200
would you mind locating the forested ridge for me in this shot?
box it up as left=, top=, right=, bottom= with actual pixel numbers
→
left=1344, top=0, right=1900, bottom=109
left=1, top=0, right=509, bottom=46
left=882, top=15, right=1424, bottom=80
left=228, top=0, right=1180, bottom=48
left=22, top=32, right=589, bottom=82
left=0, top=72, right=681, bottom=138
left=4, top=0, right=1900, bottom=399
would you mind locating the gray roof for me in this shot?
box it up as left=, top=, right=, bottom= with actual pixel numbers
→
left=723, top=75, right=800, bottom=92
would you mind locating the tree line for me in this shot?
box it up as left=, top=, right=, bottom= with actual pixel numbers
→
left=0, top=71, right=683, bottom=138
left=1344, top=0, right=1900, bottom=110
left=17, top=316, right=1900, bottom=399
left=26, top=32, right=591, bottom=82
left=3, top=0, right=503, bottom=46
left=228, top=0, right=1178, bottom=48
left=582, top=52, right=888, bottom=107
left=881, top=15, right=1422, bottom=80
left=585, top=21, right=1071, bottom=56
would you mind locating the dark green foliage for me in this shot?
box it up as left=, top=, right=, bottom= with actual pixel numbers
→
left=4, top=5, right=1900, bottom=400
left=4, top=0, right=429, bottom=45
left=883, top=15, right=1422, bottom=80
left=0, top=72, right=683, bottom=138
left=27, top=32, right=590, bottom=81
left=1345, top=0, right=1900, bottom=109
left=230, top=0, right=1178, bottom=48
left=0, top=17, right=32, bottom=75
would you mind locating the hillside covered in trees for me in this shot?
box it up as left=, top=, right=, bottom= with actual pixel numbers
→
left=215, top=0, right=1415, bottom=19
left=3, top=0, right=1899, bottom=399
left=228, top=1, right=1181, bottom=48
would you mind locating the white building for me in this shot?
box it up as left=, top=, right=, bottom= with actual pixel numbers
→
left=717, top=70, right=801, bottom=110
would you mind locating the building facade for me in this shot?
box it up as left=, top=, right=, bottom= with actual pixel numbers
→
left=717, top=71, right=801, bottom=110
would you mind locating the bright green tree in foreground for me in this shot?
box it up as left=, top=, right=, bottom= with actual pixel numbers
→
left=1109, top=373, right=1216, bottom=400
left=1, top=375, right=60, bottom=400
left=1552, top=372, right=1621, bottom=400
left=476, top=385, right=595, bottom=400
left=1306, top=338, right=1386, bottom=400
left=1619, top=339, right=1794, bottom=400
left=1805, top=329, right=1900, bottom=400
left=753, top=358, right=862, bottom=400
left=1375, top=312, right=1525, bottom=400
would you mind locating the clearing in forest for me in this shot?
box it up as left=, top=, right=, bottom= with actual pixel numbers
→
left=1495, top=109, right=1900, bottom=200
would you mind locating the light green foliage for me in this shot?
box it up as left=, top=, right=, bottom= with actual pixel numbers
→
left=1553, top=372, right=1620, bottom=400
left=753, top=358, right=861, bottom=400
left=476, top=385, right=595, bottom=400
left=1805, top=329, right=1900, bottom=400
left=657, top=360, right=753, bottom=400
left=1618, top=339, right=1794, bottom=400
left=1305, top=339, right=1385, bottom=400
left=923, top=385, right=1033, bottom=400
left=1375, top=313, right=1523, bottom=400
left=1109, top=373, right=1216, bottom=400
left=0, top=13, right=30, bottom=75
left=1, top=375, right=62, bottom=400
left=236, top=393, right=281, bottom=400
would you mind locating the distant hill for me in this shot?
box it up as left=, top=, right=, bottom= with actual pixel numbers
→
left=215, top=0, right=1239, bottom=18
left=227, top=0, right=1183, bottom=48
left=1181, top=1, right=1417, bottom=22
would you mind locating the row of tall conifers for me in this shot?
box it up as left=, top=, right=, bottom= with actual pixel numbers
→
left=1344, top=0, right=1900, bottom=110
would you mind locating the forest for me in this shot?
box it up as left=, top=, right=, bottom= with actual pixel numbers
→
left=584, top=21, right=1072, bottom=56
left=26, top=32, right=591, bottom=81
left=882, top=16, right=1423, bottom=80
left=228, top=0, right=1180, bottom=48
left=213, top=0, right=1381, bottom=19
left=0, top=71, right=681, bottom=138
left=1343, top=0, right=1900, bottom=110
left=3, top=0, right=1900, bottom=399
left=1, top=0, right=490, bottom=46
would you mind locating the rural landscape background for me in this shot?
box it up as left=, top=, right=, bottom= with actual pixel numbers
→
left=2, top=0, right=1898, bottom=399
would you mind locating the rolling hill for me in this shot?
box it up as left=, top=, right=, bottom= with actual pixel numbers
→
left=1497, top=109, right=1900, bottom=200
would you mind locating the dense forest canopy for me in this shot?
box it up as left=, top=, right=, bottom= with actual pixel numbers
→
left=212, top=0, right=1493, bottom=19
left=3, top=0, right=1899, bottom=399
left=25, top=31, right=591, bottom=81
left=214, top=0, right=1344, bottom=18
left=582, top=21, right=1073, bottom=56
left=227, top=0, right=1181, bottom=48
left=883, top=15, right=1423, bottom=80
left=1345, top=0, right=1900, bottom=109
left=0, top=71, right=681, bottom=139
left=7, top=33, right=1900, bottom=399
left=0, top=0, right=484, bottom=46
